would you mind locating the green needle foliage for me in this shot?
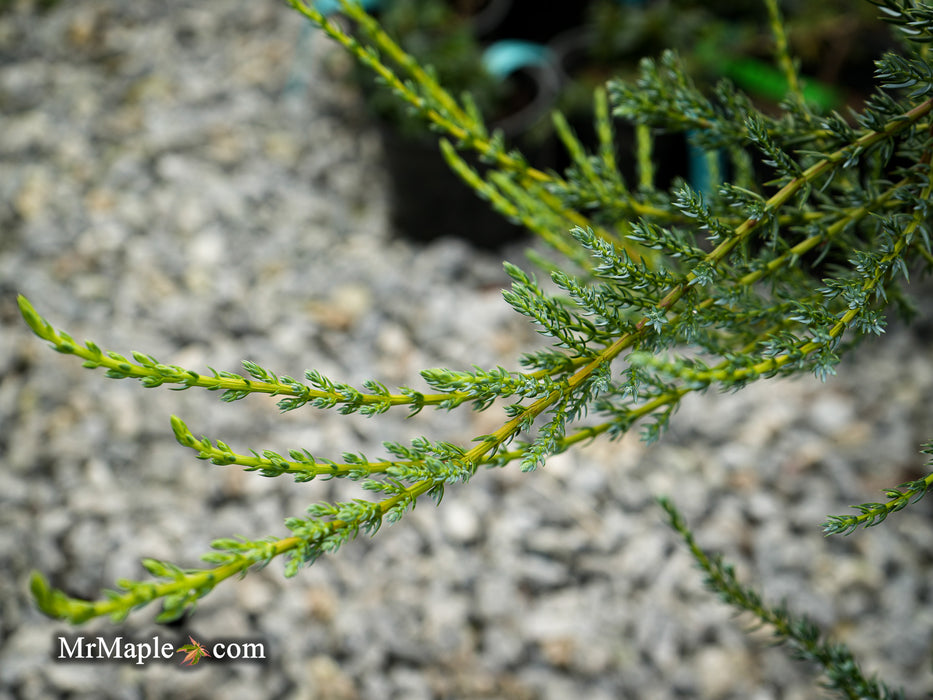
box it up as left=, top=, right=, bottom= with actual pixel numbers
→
left=17, top=0, right=933, bottom=693
left=660, top=497, right=905, bottom=700
left=823, top=441, right=933, bottom=535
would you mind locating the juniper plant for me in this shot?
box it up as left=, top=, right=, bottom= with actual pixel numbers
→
left=18, top=0, right=933, bottom=695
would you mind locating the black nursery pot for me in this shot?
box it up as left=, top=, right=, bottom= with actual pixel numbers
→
left=378, top=61, right=560, bottom=250
left=549, top=25, right=690, bottom=191
left=379, top=125, right=519, bottom=249
left=455, top=0, right=513, bottom=38
left=482, top=1, right=594, bottom=43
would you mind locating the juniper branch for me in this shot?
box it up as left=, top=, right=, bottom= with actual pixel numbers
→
left=29, top=468, right=455, bottom=624
left=823, top=442, right=933, bottom=535
left=19, top=3, right=933, bottom=668
left=763, top=0, right=808, bottom=115
left=285, top=0, right=651, bottom=254
left=16, top=295, right=463, bottom=415
left=659, top=497, right=905, bottom=700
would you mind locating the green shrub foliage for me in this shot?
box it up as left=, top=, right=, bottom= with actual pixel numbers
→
left=19, top=0, right=933, bottom=695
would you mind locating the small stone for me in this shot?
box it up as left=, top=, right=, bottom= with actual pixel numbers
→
left=807, top=392, right=855, bottom=436
left=14, top=168, right=52, bottom=221
left=441, top=499, right=479, bottom=544
left=539, top=636, right=575, bottom=668
left=302, top=656, right=359, bottom=700
left=307, top=284, right=372, bottom=331
left=695, top=646, right=755, bottom=698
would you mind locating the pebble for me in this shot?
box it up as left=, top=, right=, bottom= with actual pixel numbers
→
left=439, top=498, right=480, bottom=544
left=3, top=1, right=933, bottom=698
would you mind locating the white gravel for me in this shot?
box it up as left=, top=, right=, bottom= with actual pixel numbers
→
left=2, top=2, right=933, bottom=698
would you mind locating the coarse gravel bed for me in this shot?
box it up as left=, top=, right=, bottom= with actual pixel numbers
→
left=1, top=2, right=932, bottom=699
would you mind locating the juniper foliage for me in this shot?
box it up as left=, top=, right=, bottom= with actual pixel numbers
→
left=18, top=0, right=933, bottom=694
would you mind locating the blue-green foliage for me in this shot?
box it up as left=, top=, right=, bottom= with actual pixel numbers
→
left=17, top=0, right=933, bottom=695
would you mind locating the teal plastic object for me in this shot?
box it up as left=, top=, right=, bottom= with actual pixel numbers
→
left=687, top=135, right=726, bottom=197
left=482, top=40, right=555, bottom=80
left=311, top=0, right=382, bottom=15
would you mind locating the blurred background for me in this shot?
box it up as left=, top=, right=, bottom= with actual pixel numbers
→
left=1, top=1, right=932, bottom=698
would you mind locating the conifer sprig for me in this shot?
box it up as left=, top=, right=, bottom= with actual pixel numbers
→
left=16, top=295, right=463, bottom=415
left=17, top=11, right=933, bottom=697
left=29, top=537, right=298, bottom=624
left=823, top=443, right=933, bottom=535
left=659, top=498, right=905, bottom=700
left=285, top=0, right=659, bottom=256
left=29, top=460, right=457, bottom=622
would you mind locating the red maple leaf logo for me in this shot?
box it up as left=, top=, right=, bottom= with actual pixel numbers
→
left=176, top=636, right=211, bottom=666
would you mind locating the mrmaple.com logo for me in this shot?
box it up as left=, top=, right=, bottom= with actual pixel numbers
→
left=54, top=634, right=266, bottom=667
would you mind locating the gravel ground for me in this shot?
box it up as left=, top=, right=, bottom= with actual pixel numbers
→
left=2, top=2, right=933, bottom=698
